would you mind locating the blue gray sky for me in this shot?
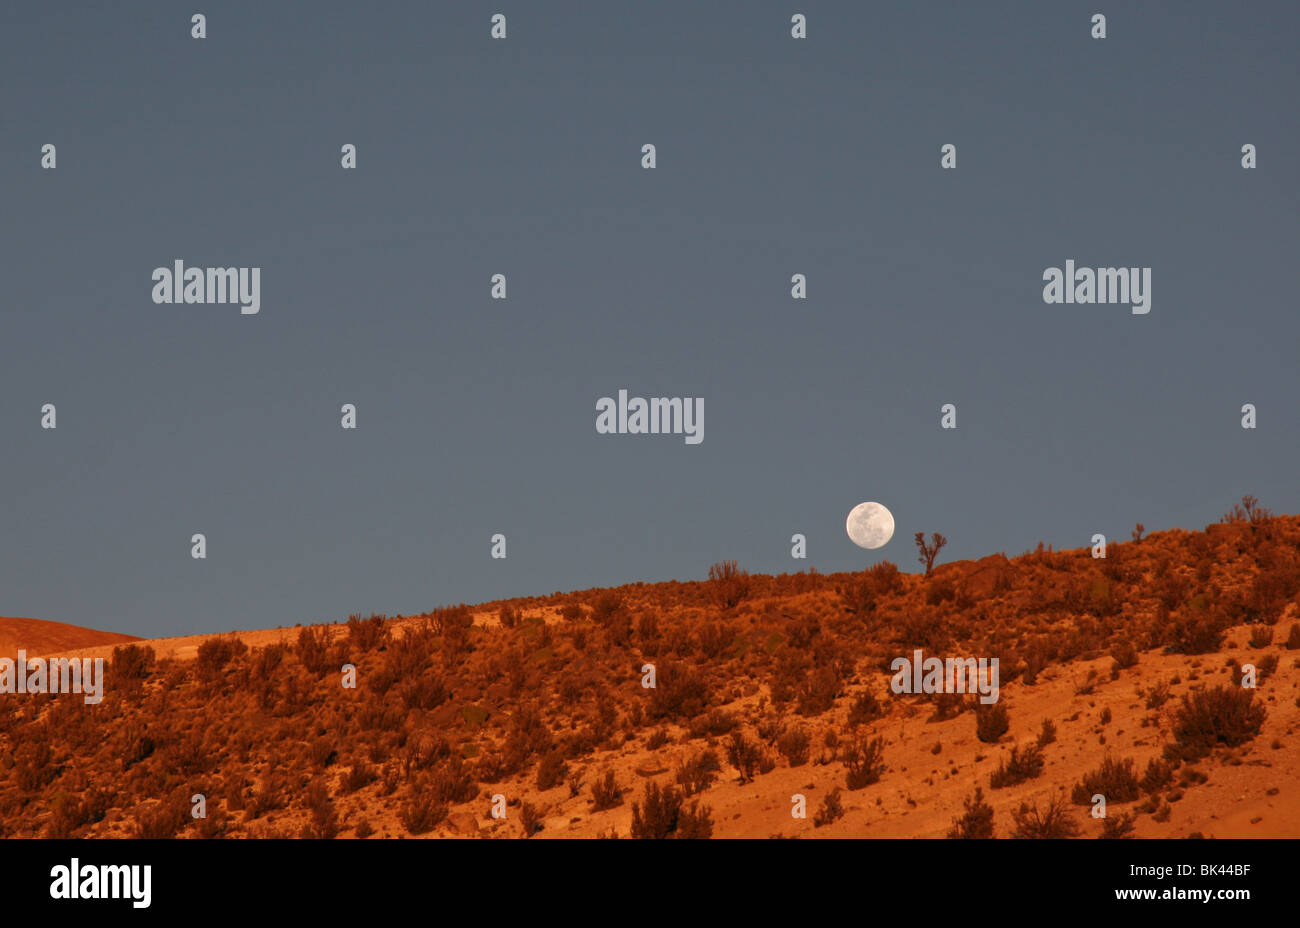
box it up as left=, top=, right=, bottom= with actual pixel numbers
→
left=2, top=1, right=1296, bottom=639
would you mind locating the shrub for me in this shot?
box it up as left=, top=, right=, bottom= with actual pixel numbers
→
left=1166, top=611, right=1226, bottom=655
left=252, top=642, right=289, bottom=679
left=1071, top=757, right=1141, bottom=805
left=708, top=561, right=751, bottom=610
left=1100, top=811, right=1137, bottom=838
left=676, top=749, right=721, bottom=796
left=590, top=592, right=624, bottom=625
left=247, top=772, right=290, bottom=818
left=502, top=702, right=553, bottom=774
left=340, top=762, right=376, bottom=794
left=1144, top=681, right=1171, bottom=709
left=535, top=749, right=569, bottom=792
left=1035, top=719, right=1057, bottom=747
left=431, top=605, right=474, bottom=657
left=869, top=560, right=904, bottom=595
left=399, top=793, right=447, bottom=835
left=1139, top=758, right=1174, bottom=794
left=48, top=788, right=111, bottom=837
left=687, top=708, right=737, bottom=739
left=926, top=578, right=957, bottom=605
left=1257, top=653, right=1278, bottom=680
left=947, top=787, right=994, bottom=838
left=398, top=673, right=448, bottom=711
left=843, top=734, right=885, bottom=790
left=647, top=662, right=708, bottom=721
left=14, top=741, right=58, bottom=792
left=896, top=608, right=951, bottom=652
left=1010, top=795, right=1080, bottom=838
left=796, top=665, right=842, bottom=716
left=1285, top=624, right=1300, bottom=650
left=697, top=621, right=733, bottom=659
left=430, top=756, right=478, bottom=804
left=725, top=732, right=765, bottom=784
left=161, top=731, right=214, bottom=776
left=498, top=604, right=521, bottom=629
left=927, top=692, right=964, bottom=722
left=1248, top=625, right=1274, bottom=649
left=346, top=613, right=389, bottom=651
left=848, top=690, right=884, bottom=726
left=402, top=735, right=452, bottom=778
left=296, top=626, right=332, bottom=676
left=304, top=777, right=340, bottom=839
left=636, top=613, right=661, bottom=651
left=989, top=744, right=1044, bottom=788
left=1168, top=686, right=1266, bottom=761
left=308, top=737, right=337, bottom=769
left=630, top=781, right=713, bottom=839
left=1221, top=494, right=1272, bottom=525
left=1110, top=640, right=1138, bottom=670
left=196, top=636, right=241, bottom=680
left=520, top=801, right=542, bottom=837
left=813, top=788, right=845, bottom=827
left=975, top=703, right=1009, bottom=743
left=777, top=726, right=811, bottom=767
left=109, top=644, right=155, bottom=685
left=591, top=770, right=622, bottom=811
left=133, top=794, right=189, bottom=839
left=1022, top=651, right=1043, bottom=686
left=836, top=576, right=876, bottom=616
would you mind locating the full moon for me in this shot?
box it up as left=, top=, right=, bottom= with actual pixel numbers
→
left=846, top=501, right=895, bottom=549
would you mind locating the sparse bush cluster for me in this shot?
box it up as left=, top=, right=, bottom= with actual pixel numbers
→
left=591, top=770, right=622, bottom=811
left=1070, top=757, right=1141, bottom=805
left=676, top=750, right=721, bottom=796
left=975, top=703, right=1009, bottom=743
left=842, top=734, right=885, bottom=790
left=708, top=561, right=751, bottom=610
left=630, top=781, right=713, bottom=839
left=989, top=744, right=1044, bottom=789
left=1167, top=686, right=1266, bottom=762
left=1010, top=795, right=1079, bottom=839
left=948, top=787, right=994, bottom=839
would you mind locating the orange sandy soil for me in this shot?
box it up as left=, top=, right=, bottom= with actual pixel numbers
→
left=1, top=507, right=1297, bottom=839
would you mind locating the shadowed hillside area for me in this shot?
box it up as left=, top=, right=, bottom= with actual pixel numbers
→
left=2, top=498, right=1297, bottom=839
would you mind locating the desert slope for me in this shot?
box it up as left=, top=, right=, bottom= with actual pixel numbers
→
left=0, top=615, right=139, bottom=662
left=1, top=503, right=1297, bottom=840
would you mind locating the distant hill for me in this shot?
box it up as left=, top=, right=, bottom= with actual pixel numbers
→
left=0, top=615, right=139, bottom=661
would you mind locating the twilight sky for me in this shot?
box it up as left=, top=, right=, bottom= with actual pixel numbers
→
left=2, top=1, right=1296, bottom=639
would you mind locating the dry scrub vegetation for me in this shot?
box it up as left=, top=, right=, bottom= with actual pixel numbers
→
left=1, top=499, right=1297, bottom=838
